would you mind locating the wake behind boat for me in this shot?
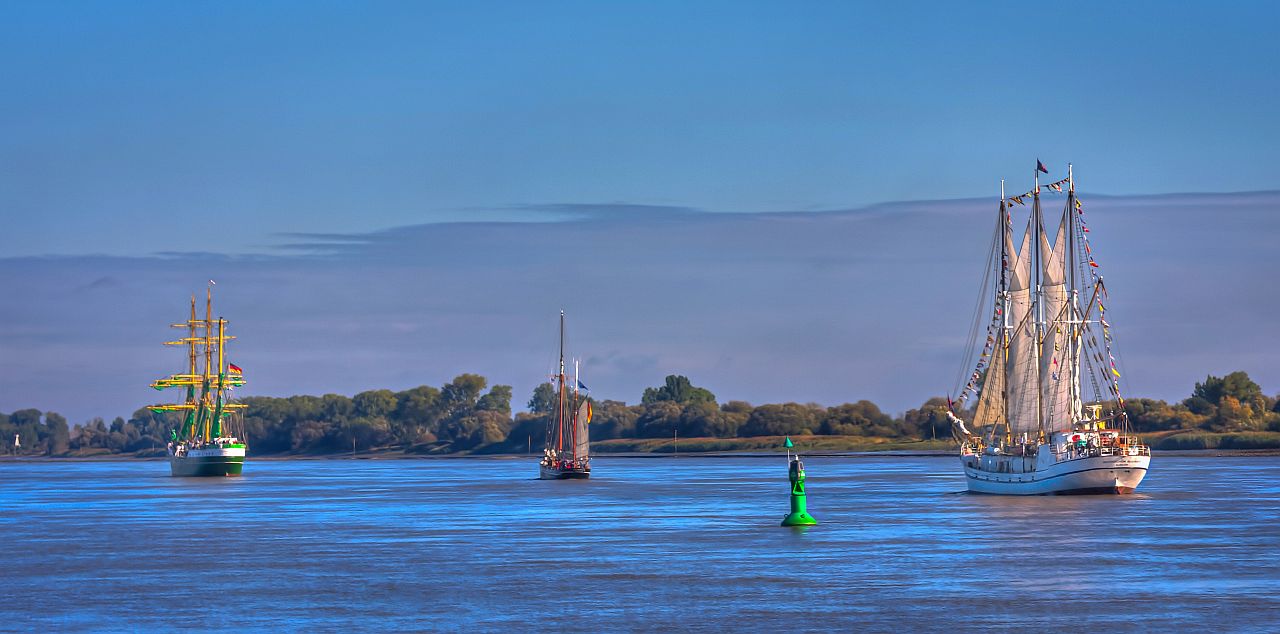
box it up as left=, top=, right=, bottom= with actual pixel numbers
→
left=539, top=311, right=591, bottom=480
left=948, top=163, right=1150, bottom=495
left=149, top=287, right=248, bottom=477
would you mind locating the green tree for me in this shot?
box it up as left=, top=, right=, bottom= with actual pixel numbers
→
left=588, top=400, right=640, bottom=440
left=353, top=389, right=398, bottom=419
left=442, top=374, right=488, bottom=414
left=1191, top=371, right=1264, bottom=407
left=490, top=412, right=547, bottom=453
left=78, top=417, right=108, bottom=450
left=44, top=411, right=71, bottom=455
left=1188, top=371, right=1267, bottom=431
left=528, top=382, right=557, bottom=414
left=901, top=397, right=951, bottom=439
left=290, top=421, right=330, bottom=452
left=821, top=400, right=899, bottom=437
left=477, top=385, right=513, bottom=416
left=340, top=416, right=391, bottom=451
left=635, top=401, right=683, bottom=438
left=321, top=393, right=355, bottom=421
left=641, top=375, right=716, bottom=406
left=396, top=386, right=441, bottom=424
left=10, top=409, right=40, bottom=427
left=739, top=403, right=820, bottom=437
left=715, top=401, right=753, bottom=438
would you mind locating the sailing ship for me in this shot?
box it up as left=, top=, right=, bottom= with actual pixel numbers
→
left=948, top=163, right=1150, bottom=495
left=149, top=288, right=248, bottom=477
left=539, top=311, right=592, bottom=480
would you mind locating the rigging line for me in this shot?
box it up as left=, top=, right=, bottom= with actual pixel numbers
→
left=951, top=210, right=1001, bottom=399
left=1106, top=301, right=1132, bottom=400
left=1080, top=325, right=1106, bottom=405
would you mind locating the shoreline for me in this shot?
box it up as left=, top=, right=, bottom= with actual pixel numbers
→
left=4, top=448, right=1279, bottom=462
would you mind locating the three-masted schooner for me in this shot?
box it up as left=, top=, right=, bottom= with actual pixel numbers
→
left=149, top=288, right=248, bottom=477
left=539, top=311, right=591, bottom=480
left=948, top=163, right=1150, bottom=494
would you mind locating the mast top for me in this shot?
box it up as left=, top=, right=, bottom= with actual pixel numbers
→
left=558, top=310, right=566, bottom=373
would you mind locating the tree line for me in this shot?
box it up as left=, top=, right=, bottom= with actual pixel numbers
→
left=4, top=370, right=1279, bottom=456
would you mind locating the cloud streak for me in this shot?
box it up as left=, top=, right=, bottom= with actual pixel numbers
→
left=2, top=191, right=1277, bottom=424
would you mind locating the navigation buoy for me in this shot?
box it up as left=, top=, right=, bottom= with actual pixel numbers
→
left=780, top=437, right=817, bottom=526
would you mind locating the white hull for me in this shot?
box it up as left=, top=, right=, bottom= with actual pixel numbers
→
left=963, top=451, right=1149, bottom=495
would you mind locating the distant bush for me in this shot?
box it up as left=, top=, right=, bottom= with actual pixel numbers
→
left=1219, top=433, right=1280, bottom=450
left=1156, top=432, right=1280, bottom=450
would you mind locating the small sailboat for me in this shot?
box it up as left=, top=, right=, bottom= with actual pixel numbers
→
left=948, top=163, right=1150, bottom=494
left=539, top=311, right=591, bottom=480
left=149, top=287, right=248, bottom=477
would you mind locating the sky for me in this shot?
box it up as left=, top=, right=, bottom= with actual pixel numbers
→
left=2, top=1, right=1278, bottom=423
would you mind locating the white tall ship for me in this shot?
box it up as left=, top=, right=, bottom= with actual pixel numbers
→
left=949, top=163, right=1150, bottom=495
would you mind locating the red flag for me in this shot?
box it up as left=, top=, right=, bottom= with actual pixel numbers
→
left=1036, top=159, right=1049, bottom=174
left=228, top=363, right=243, bottom=374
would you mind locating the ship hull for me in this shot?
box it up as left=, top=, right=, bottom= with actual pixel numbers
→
left=169, top=445, right=246, bottom=477
left=963, top=453, right=1148, bottom=495
left=539, top=463, right=590, bottom=480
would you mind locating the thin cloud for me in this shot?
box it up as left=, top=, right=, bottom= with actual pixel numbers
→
left=2, top=191, right=1277, bottom=425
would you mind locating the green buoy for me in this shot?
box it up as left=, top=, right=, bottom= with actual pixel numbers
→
left=780, top=436, right=817, bottom=526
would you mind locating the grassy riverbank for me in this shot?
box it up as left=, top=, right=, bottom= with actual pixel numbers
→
left=592, top=436, right=954, bottom=454
left=13, top=431, right=1280, bottom=460
left=1139, top=430, right=1280, bottom=451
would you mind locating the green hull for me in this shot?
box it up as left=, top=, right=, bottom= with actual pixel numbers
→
left=170, top=455, right=244, bottom=477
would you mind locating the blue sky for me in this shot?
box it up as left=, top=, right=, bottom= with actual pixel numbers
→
left=2, top=2, right=1278, bottom=422
left=3, top=1, right=1277, bottom=255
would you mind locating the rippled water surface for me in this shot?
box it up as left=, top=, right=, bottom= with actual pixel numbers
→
left=3, top=455, right=1278, bottom=632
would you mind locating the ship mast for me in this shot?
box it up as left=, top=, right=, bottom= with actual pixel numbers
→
left=1066, top=164, right=1079, bottom=426
left=212, top=315, right=226, bottom=438
left=998, top=180, right=1011, bottom=439
left=571, top=357, right=580, bottom=462
left=149, top=287, right=246, bottom=439
left=556, top=310, right=566, bottom=458
left=185, top=297, right=197, bottom=439
left=202, top=288, right=214, bottom=442
left=1032, top=165, right=1046, bottom=442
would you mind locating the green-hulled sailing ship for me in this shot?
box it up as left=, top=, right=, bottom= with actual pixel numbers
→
left=150, top=288, right=248, bottom=477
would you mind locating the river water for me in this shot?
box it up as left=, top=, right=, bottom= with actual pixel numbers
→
left=2, top=455, right=1277, bottom=632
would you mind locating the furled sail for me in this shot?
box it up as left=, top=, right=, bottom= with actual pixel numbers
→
left=1005, top=222, right=1039, bottom=433
left=1039, top=209, right=1078, bottom=432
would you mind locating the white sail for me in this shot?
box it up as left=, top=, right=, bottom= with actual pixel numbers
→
left=972, top=335, right=1005, bottom=428
left=1039, top=209, right=1077, bottom=433
left=1005, top=222, right=1038, bottom=434
left=956, top=167, right=1151, bottom=496
left=574, top=399, right=590, bottom=459
left=973, top=216, right=1014, bottom=429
